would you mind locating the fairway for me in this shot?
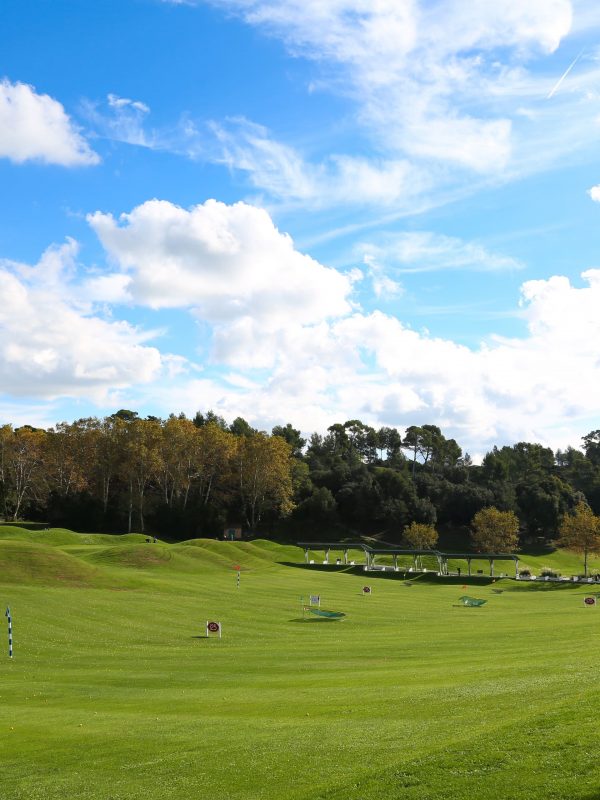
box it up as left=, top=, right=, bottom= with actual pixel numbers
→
left=2, top=528, right=600, bottom=800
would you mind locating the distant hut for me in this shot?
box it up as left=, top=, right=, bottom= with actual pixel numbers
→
left=224, top=523, right=243, bottom=541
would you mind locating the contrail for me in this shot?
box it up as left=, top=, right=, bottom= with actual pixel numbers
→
left=546, top=49, right=585, bottom=99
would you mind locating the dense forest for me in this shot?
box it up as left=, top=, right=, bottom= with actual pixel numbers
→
left=1, top=410, right=600, bottom=544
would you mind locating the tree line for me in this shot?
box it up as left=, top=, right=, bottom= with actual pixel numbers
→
left=2, top=411, right=600, bottom=549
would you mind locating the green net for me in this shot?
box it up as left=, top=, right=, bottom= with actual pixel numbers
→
left=459, top=595, right=487, bottom=607
left=307, top=608, right=346, bottom=619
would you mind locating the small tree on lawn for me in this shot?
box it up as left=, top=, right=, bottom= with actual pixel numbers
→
left=403, top=521, right=438, bottom=550
left=471, top=507, right=519, bottom=552
left=556, top=502, right=600, bottom=577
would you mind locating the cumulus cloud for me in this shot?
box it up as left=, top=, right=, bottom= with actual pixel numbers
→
left=83, top=196, right=600, bottom=452
left=147, top=267, right=600, bottom=454
left=0, top=79, right=99, bottom=166
left=0, top=241, right=163, bottom=398
left=87, top=198, right=355, bottom=326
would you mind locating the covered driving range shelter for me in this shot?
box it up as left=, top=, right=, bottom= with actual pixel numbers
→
left=438, top=552, right=520, bottom=578
left=298, top=542, right=519, bottom=578
left=363, top=546, right=443, bottom=573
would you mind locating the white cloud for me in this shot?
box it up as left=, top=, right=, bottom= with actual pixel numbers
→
left=83, top=196, right=600, bottom=451
left=87, top=198, right=354, bottom=327
left=207, top=117, right=426, bottom=207
left=0, top=241, right=163, bottom=398
left=2, top=194, right=593, bottom=453
left=107, top=94, right=150, bottom=114
left=588, top=184, right=600, bottom=201
left=126, top=263, right=600, bottom=454
left=198, top=0, right=575, bottom=175
left=361, top=254, right=404, bottom=299
left=0, top=79, right=99, bottom=166
left=152, top=0, right=600, bottom=216
left=73, top=3, right=600, bottom=216
left=82, top=93, right=153, bottom=148
left=356, top=231, right=524, bottom=274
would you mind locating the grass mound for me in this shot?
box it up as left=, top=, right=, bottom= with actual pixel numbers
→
left=177, top=537, right=298, bottom=570
left=85, top=543, right=173, bottom=570
left=0, top=525, right=148, bottom=547
left=0, top=540, right=102, bottom=586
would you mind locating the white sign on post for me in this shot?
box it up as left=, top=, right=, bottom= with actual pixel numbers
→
left=206, top=620, right=222, bottom=638
left=309, top=595, right=320, bottom=607
left=584, top=597, right=597, bottom=607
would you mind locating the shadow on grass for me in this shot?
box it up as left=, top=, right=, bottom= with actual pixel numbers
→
left=279, top=561, right=593, bottom=592
left=507, top=580, right=584, bottom=592
left=0, top=521, right=49, bottom=530
left=279, top=561, right=498, bottom=586
left=281, top=562, right=358, bottom=574
left=289, top=617, right=344, bottom=623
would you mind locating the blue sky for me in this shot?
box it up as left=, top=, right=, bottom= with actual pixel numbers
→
left=2, top=0, right=600, bottom=457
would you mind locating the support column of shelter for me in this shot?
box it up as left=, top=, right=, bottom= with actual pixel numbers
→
left=344, top=549, right=348, bottom=565
left=490, top=558, right=494, bottom=577
left=305, top=548, right=309, bottom=564
left=515, top=558, right=519, bottom=578
left=394, top=554, right=398, bottom=571
left=467, top=558, right=472, bottom=577
left=325, top=548, right=330, bottom=564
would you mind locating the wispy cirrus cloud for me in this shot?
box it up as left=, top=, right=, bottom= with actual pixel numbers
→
left=207, top=117, right=427, bottom=208
left=81, top=0, right=600, bottom=222
left=355, top=231, right=524, bottom=276
left=81, top=93, right=155, bottom=148
left=152, top=0, right=600, bottom=213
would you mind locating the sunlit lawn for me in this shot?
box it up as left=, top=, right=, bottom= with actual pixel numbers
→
left=1, top=528, right=600, bottom=799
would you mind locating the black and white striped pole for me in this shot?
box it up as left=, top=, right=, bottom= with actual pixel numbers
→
left=5, top=606, right=12, bottom=658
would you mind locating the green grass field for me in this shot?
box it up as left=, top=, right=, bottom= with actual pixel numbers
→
left=2, top=526, right=600, bottom=800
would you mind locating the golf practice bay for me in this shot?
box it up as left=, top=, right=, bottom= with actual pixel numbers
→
left=2, top=527, right=600, bottom=800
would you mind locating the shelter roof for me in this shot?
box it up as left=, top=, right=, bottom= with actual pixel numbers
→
left=441, top=552, right=519, bottom=561
left=297, top=542, right=364, bottom=550
left=296, top=543, right=519, bottom=560
left=362, top=547, right=439, bottom=556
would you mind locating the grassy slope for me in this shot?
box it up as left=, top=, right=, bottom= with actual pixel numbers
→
left=1, top=528, right=600, bottom=799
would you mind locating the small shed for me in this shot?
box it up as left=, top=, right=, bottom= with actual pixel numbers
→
left=224, top=524, right=243, bottom=541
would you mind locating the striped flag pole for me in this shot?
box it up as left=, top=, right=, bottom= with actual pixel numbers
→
left=5, top=606, right=12, bottom=658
